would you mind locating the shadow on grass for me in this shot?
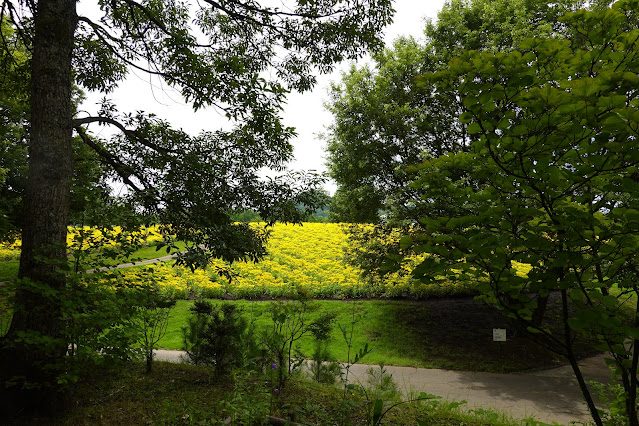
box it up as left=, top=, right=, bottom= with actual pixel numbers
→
left=365, top=296, right=596, bottom=373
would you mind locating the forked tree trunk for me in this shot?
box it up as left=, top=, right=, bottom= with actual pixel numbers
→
left=0, top=0, right=77, bottom=416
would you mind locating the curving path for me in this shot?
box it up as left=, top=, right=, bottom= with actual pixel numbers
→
left=86, top=255, right=612, bottom=424
left=2, top=254, right=611, bottom=424
left=84, top=252, right=179, bottom=273
left=0, top=252, right=179, bottom=286
left=153, top=349, right=610, bottom=425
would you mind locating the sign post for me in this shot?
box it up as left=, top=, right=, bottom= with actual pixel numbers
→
left=492, top=328, right=506, bottom=342
left=493, top=328, right=506, bottom=358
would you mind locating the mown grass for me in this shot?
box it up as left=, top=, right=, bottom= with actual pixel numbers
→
left=0, top=242, right=187, bottom=282
left=157, top=298, right=594, bottom=373
left=0, top=259, right=19, bottom=281
left=44, top=361, right=524, bottom=426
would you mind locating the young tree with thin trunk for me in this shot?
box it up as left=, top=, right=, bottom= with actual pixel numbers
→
left=398, top=2, right=639, bottom=423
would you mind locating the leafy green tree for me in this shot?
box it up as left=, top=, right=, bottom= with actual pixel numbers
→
left=326, top=37, right=457, bottom=223
left=326, top=0, right=594, bottom=291
left=424, top=0, right=607, bottom=62
left=0, top=19, right=29, bottom=242
left=398, top=2, right=639, bottom=423
left=0, top=0, right=393, bottom=415
left=0, top=19, right=122, bottom=241
left=326, top=0, right=592, bottom=225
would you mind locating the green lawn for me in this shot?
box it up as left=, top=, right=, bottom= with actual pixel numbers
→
left=0, top=260, right=19, bottom=282
left=158, top=297, right=588, bottom=373
left=0, top=242, right=187, bottom=282
left=0, top=295, right=584, bottom=373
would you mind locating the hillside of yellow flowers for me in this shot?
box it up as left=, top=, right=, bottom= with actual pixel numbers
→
left=91, top=223, right=480, bottom=299
left=1, top=223, right=490, bottom=299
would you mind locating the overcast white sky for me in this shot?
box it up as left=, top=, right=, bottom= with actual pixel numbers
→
left=79, top=0, right=448, bottom=194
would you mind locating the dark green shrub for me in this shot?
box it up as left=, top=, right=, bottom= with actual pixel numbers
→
left=182, top=301, right=257, bottom=377
left=0, top=275, right=146, bottom=392
left=308, top=312, right=341, bottom=384
left=63, top=276, right=147, bottom=375
left=182, top=300, right=212, bottom=366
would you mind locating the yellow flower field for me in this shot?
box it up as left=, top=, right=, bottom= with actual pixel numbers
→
left=0, top=241, right=20, bottom=262
left=66, top=225, right=164, bottom=250
left=0, top=226, right=164, bottom=260
left=3, top=223, right=527, bottom=299
left=97, top=223, right=479, bottom=299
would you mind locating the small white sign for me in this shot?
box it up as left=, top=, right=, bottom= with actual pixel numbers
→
left=493, top=328, right=507, bottom=342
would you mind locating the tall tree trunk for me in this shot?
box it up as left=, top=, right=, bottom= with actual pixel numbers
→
left=625, top=294, right=639, bottom=425
left=0, top=0, right=77, bottom=417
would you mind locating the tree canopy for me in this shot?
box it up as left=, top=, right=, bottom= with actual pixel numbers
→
left=325, top=0, right=600, bottom=286
left=326, top=0, right=606, bottom=224
left=393, top=1, right=639, bottom=423
left=0, top=0, right=393, bottom=414
left=0, top=19, right=29, bottom=242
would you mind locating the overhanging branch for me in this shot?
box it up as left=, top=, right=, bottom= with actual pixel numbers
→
left=73, top=115, right=182, bottom=155
left=74, top=124, right=145, bottom=194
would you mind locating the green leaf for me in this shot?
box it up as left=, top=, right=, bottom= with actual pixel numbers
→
left=602, top=295, right=618, bottom=307
left=399, top=236, right=413, bottom=249
left=628, top=328, right=639, bottom=340
left=467, top=122, right=482, bottom=134
left=459, top=111, right=474, bottom=124
left=372, top=398, right=384, bottom=423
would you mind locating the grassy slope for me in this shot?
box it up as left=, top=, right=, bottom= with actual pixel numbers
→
left=158, top=297, right=595, bottom=373
left=0, top=242, right=187, bottom=281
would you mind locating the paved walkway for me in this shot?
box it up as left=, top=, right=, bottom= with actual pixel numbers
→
left=0, top=252, right=178, bottom=286
left=2, top=254, right=613, bottom=424
left=153, top=349, right=611, bottom=425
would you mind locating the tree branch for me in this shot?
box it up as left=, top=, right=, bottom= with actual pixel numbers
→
left=78, top=16, right=236, bottom=115
left=73, top=115, right=182, bottom=155
left=74, top=125, right=145, bottom=194
left=223, top=0, right=347, bottom=20
left=1, top=0, right=33, bottom=51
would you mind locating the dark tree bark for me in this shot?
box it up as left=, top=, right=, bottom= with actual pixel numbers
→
left=0, top=0, right=77, bottom=416
left=561, top=290, right=603, bottom=426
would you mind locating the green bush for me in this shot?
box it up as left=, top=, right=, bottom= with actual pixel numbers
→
left=63, top=276, right=148, bottom=374
left=182, top=301, right=260, bottom=377
left=308, top=312, right=341, bottom=385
